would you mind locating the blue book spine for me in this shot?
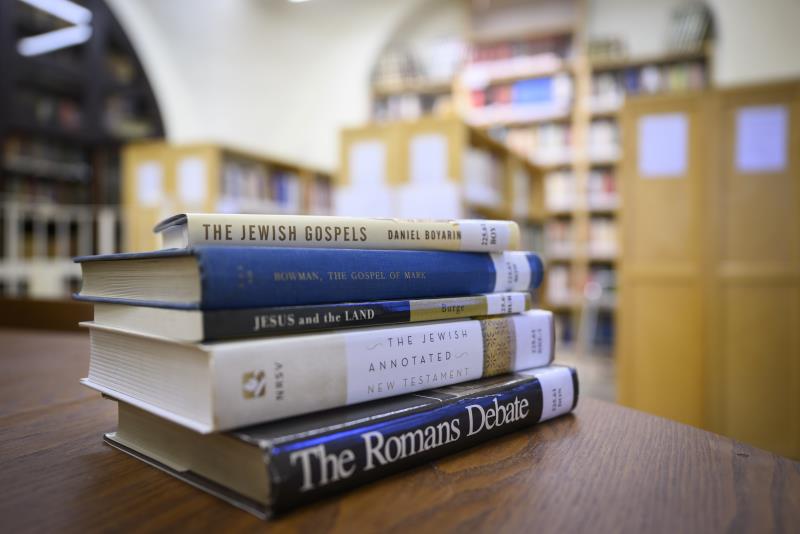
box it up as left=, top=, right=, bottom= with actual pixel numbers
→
left=196, top=247, right=543, bottom=310
left=265, top=366, right=578, bottom=514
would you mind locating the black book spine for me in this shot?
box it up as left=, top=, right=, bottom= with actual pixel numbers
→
left=202, top=301, right=411, bottom=341
left=265, top=367, right=578, bottom=514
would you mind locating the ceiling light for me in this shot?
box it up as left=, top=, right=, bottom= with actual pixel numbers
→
left=17, top=24, right=92, bottom=56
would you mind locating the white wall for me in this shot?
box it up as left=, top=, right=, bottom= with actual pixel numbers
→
left=587, top=0, right=689, bottom=57
left=108, top=0, right=429, bottom=171
left=705, top=0, right=800, bottom=86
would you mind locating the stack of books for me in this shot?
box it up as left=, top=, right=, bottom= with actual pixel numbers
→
left=75, top=213, right=579, bottom=519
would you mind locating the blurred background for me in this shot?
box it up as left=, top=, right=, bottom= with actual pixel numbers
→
left=0, top=0, right=797, bottom=458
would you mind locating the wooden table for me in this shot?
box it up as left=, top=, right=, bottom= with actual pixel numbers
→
left=1, top=328, right=798, bottom=533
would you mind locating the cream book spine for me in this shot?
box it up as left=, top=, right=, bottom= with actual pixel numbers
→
left=155, top=213, right=520, bottom=252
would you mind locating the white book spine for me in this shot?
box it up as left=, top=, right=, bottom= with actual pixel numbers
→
left=211, top=310, right=553, bottom=430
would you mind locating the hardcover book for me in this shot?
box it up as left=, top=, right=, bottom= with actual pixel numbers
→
left=81, top=310, right=555, bottom=432
left=91, top=292, right=532, bottom=342
left=73, top=247, right=544, bottom=310
left=155, top=213, right=520, bottom=252
left=104, top=365, right=578, bottom=518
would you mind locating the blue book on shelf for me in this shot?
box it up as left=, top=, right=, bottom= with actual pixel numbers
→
left=74, top=247, right=544, bottom=310
left=511, top=77, right=553, bottom=104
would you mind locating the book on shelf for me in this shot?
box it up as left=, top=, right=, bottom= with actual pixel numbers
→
left=154, top=213, right=521, bottom=252
left=73, top=247, right=543, bottom=309
left=587, top=169, right=618, bottom=209
left=545, top=170, right=575, bottom=212
left=588, top=216, right=618, bottom=258
left=91, top=292, right=532, bottom=342
left=82, top=310, right=555, bottom=432
left=104, top=365, right=578, bottom=518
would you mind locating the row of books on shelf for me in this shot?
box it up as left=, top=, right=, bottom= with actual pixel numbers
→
left=545, top=217, right=618, bottom=259
left=16, top=89, right=82, bottom=132
left=104, top=95, right=159, bottom=139
left=74, top=213, right=578, bottom=519
left=217, top=159, right=332, bottom=215
left=553, top=310, right=615, bottom=348
left=545, top=169, right=619, bottom=212
left=469, top=74, right=573, bottom=107
left=589, top=61, right=707, bottom=111
left=468, top=35, right=573, bottom=65
left=12, top=88, right=159, bottom=139
left=466, top=74, right=573, bottom=126
left=547, top=264, right=617, bottom=310
left=372, top=34, right=572, bottom=92
left=3, top=134, right=91, bottom=181
left=2, top=175, right=97, bottom=204
left=503, top=122, right=572, bottom=163
left=500, top=121, right=620, bottom=166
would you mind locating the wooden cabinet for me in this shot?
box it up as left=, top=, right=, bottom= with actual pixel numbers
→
left=708, top=83, right=800, bottom=458
left=122, top=142, right=333, bottom=252
left=618, top=83, right=800, bottom=458
left=618, top=93, right=711, bottom=428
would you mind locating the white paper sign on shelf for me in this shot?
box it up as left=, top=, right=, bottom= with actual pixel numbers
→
left=349, top=141, right=386, bottom=186
left=638, top=113, right=688, bottom=178
left=177, top=157, right=207, bottom=206
left=736, top=105, right=788, bottom=173
left=410, top=133, right=448, bottom=184
left=136, top=161, right=163, bottom=207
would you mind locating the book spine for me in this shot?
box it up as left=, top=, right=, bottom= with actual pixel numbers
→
left=197, top=247, right=544, bottom=309
left=179, top=214, right=520, bottom=252
left=266, top=366, right=578, bottom=514
left=210, top=311, right=554, bottom=430
left=202, top=292, right=532, bottom=341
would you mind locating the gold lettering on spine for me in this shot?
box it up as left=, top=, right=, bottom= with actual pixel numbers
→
left=480, top=317, right=516, bottom=376
left=409, top=297, right=487, bottom=322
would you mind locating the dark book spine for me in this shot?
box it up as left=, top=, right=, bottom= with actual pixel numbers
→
left=202, top=301, right=411, bottom=341
left=265, top=366, right=578, bottom=515
left=201, top=293, right=530, bottom=341
left=196, top=246, right=543, bottom=309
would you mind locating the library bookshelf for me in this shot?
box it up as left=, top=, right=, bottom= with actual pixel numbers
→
left=0, top=0, right=163, bottom=300
left=121, top=142, right=334, bottom=252
left=367, top=0, right=714, bottom=355
left=338, top=116, right=544, bottom=257
left=617, top=82, right=800, bottom=459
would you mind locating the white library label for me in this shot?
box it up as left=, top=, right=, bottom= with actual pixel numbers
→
left=458, top=220, right=512, bottom=251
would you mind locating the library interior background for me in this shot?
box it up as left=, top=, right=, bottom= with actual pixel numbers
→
left=0, top=0, right=798, bottom=459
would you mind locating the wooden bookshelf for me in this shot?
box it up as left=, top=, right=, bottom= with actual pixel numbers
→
left=338, top=116, right=544, bottom=224
left=122, top=142, right=334, bottom=252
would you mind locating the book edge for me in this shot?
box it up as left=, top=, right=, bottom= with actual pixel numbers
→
left=82, top=378, right=214, bottom=433
left=103, top=433, right=270, bottom=520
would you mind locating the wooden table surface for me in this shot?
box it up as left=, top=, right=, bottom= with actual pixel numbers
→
left=1, top=328, right=798, bottom=533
